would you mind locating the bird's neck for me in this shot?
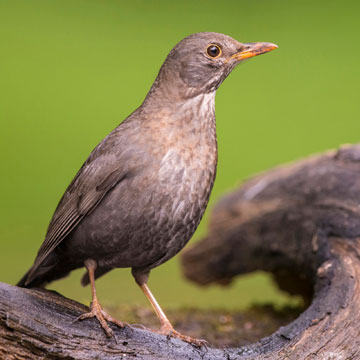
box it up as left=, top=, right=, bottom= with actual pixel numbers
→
left=137, top=71, right=217, bottom=146
left=142, top=65, right=212, bottom=109
left=133, top=84, right=218, bottom=178
left=139, top=90, right=218, bottom=168
left=141, top=89, right=216, bottom=134
left=142, top=75, right=216, bottom=121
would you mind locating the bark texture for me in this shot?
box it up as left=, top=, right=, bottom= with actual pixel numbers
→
left=182, top=144, right=360, bottom=359
left=2, top=144, right=360, bottom=359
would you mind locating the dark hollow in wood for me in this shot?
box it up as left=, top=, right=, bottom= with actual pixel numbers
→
left=2, top=144, right=360, bottom=359
left=182, top=144, right=360, bottom=358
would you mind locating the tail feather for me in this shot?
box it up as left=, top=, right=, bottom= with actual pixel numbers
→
left=17, top=251, right=60, bottom=288
left=16, top=251, right=74, bottom=288
left=17, top=267, right=48, bottom=288
left=17, top=269, right=32, bottom=288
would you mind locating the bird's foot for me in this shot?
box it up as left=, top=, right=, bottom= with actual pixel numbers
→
left=156, top=322, right=208, bottom=348
left=75, top=300, right=127, bottom=338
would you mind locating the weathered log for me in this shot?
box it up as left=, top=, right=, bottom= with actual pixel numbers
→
left=2, top=144, right=360, bottom=359
left=182, top=144, right=360, bottom=359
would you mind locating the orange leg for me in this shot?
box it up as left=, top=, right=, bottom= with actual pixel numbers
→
left=75, top=259, right=126, bottom=337
left=134, top=270, right=207, bottom=347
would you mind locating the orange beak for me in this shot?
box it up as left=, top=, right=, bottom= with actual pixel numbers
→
left=231, top=42, right=278, bottom=61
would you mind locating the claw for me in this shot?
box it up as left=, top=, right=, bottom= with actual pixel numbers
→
left=157, top=322, right=208, bottom=348
left=164, top=328, right=208, bottom=348
left=74, top=300, right=126, bottom=339
left=131, top=323, right=147, bottom=330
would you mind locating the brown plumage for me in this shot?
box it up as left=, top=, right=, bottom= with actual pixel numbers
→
left=17, top=32, right=277, bottom=346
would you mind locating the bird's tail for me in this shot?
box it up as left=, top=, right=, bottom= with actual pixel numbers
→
left=16, top=263, right=58, bottom=288
left=17, top=269, right=31, bottom=287
left=17, top=267, right=47, bottom=288
left=17, top=252, right=70, bottom=288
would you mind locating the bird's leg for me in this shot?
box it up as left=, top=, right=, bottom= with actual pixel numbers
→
left=75, top=259, right=126, bottom=337
left=132, top=269, right=207, bottom=347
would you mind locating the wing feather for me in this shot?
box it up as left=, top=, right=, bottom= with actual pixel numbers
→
left=25, top=156, right=128, bottom=284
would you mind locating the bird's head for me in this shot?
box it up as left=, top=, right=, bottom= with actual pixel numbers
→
left=155, top=32, right=277, bottom=99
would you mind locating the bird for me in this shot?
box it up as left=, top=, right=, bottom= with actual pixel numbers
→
left=17, top=32, right=277, bottom=346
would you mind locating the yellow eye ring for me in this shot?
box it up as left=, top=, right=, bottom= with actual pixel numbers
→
left=206, top=44, right=222, bottom=59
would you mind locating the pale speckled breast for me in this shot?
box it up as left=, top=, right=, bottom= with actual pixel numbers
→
left=155, top=145, right=217, bottom=262
left=142, top=92, right=218, bottom=267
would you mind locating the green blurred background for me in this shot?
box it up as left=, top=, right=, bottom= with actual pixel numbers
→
left=1, top=0, right=359, bottom=311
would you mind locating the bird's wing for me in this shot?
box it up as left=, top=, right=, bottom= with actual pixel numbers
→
left=25, top=151, right=133, bottom=284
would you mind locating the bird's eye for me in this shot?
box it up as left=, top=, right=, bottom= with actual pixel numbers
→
left=206, top=44, right=222, bottom=58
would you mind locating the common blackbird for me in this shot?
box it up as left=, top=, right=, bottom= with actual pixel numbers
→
left=17, top=32, right=277, bottom=346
